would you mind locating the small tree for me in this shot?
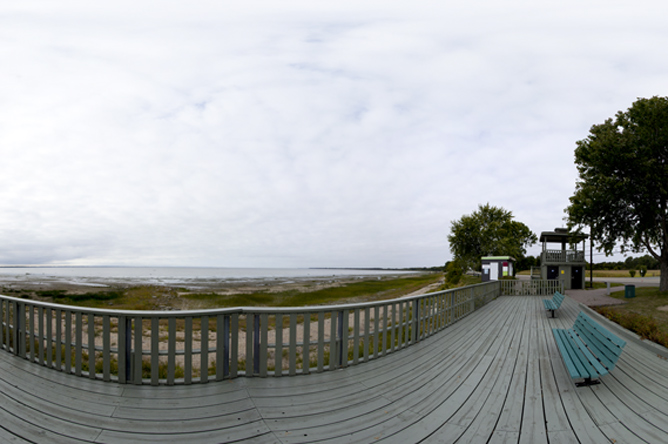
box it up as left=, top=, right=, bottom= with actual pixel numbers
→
left=445, top=260, right=463, bottom=285
left=639, top=265, right=648, bottom=277
left=629, top=269, right=636, bottom=278
left=448, top=203, right=537, bottom=272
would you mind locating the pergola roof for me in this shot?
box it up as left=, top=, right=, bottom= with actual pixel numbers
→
left=539, top=228, right=588, bottom=243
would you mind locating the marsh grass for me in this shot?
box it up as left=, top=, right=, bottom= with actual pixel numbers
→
left=183, top=274, right=443, bottom=309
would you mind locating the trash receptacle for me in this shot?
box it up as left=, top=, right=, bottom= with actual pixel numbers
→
left=625, top=284, right=636, bottom=298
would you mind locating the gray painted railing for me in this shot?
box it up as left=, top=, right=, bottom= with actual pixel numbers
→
left=0, top=281, right=501, bottom=385
left=542, top=249, right=585, bottom=263
left=501, top=278, right=563, bottom=296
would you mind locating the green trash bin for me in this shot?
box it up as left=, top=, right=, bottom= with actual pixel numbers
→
left=625, top=284, right=636, bottom=298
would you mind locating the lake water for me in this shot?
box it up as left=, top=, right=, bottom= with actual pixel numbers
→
left=0, top=267, right=416, bottom=289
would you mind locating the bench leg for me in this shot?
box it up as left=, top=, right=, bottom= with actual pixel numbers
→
left=575, top=377, right=601, bottom=387
left=550, top=309, right=555, bottom=318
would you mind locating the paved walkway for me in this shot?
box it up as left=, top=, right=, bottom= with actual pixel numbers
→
left=568, top=276, right=659, bottom=306
left=566, top=287, right=627, bottom=306
left=2, top=295, right=668, bottom=443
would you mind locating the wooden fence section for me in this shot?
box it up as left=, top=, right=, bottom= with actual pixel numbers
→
left=501, top=278, right=563, bottom=296
left=0, top=281, right=500, bottom=385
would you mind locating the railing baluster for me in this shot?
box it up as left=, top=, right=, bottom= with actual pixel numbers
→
left=151, top=317, right=159, bottom=385
left=329, top=311, right=337, bottom=369
left=54, top=309, right=62, bottom=369
left=103, top=315, right=110, bottom=381
left=275, top=313, right=283, bottom=376
left=133, top=315, right=143, bottom=384
left=117, top=315, right=127, bottom=383
left=363, top=307, right=370, bottom=362
left=185, top=316, right=193, bottom=384
left=201, top=315, right=209, bottom=383
left=167, top=317, right=176, bottom=385
left=254, top=314, right=261, bottom=375
left=259, top=313, right=268, bottom=377
left=353, top=308, right=360, bottom=364
left=390, top=303, right=396, bottom=353
left=381, top=305, right=388, bottom=357
left=74, top=312, right=82, bottom=376
left=289, top=313, right=297, bottom=375
left=317, top=311, right=324, bottom=372
left=373, top=306, right=379, bottom=359
left=340, top=310, right=348, bottom=367
left=230, top=314, right=238, bottom=378
left=245, top=313, right=253, bottom=377
left=303, top=313, right=310, bottom=374
left=29, top=306, right=36, bottom=363
left=87, top=313, right=95, bottom=379
left=38, top=306, right=45, bottom=365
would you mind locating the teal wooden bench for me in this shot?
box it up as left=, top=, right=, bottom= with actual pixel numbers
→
left=543, top=291, right=565, bottom=317
left=552, top=312, right=626, bottom=386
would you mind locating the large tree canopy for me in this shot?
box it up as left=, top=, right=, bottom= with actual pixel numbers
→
left=566, top=96, right=668, bottom=291
left=448, top=203, right=537, bottom=272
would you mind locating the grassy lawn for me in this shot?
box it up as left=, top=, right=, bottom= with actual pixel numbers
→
left=518, top=269, right=660, bottom=279
left=585, top=269, right=661, bottom=278
left=593, top=286, right=668, bottom=348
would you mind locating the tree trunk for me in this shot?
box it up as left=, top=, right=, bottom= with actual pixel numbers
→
left=661, top=257, right=668, bottom=292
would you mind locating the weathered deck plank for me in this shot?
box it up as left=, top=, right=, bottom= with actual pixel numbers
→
left=1, top=294, right=668, bottom=443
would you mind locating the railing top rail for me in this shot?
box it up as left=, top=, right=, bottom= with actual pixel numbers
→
left=0, top=281, right=498, bottom=317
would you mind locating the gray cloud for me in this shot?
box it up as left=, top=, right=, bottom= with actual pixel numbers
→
left=1, top=1, right=666, bottom=267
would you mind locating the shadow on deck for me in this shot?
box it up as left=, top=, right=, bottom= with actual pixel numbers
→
left=2, top=295, right=668, bottom=443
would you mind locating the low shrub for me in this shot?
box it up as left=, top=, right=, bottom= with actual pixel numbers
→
left=595, top=306, right=668, bottom=348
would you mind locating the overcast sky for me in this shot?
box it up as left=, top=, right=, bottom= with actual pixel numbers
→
left=1, top=1, right=666, bottom=268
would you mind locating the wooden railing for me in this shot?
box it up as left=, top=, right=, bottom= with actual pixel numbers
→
left=500, top=279, right=563, bottom=296
left=0, top=281, right=500, bottom=385
left=542, top=249, right=585, bottom=263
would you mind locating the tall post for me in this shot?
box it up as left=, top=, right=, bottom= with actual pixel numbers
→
left=590, top=230, right=593, bottom=289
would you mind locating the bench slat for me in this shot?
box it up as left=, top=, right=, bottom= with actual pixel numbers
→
left=574, top=321, right=621, bottom=370
left=567, top=329, right=608, bottom=377
left=553, top=329, right=590, bottom=379
left=578, top=313, right=626, bottom=348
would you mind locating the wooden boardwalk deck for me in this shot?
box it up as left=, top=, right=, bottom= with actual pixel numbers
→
left=1, top=295, right=668, bottom=443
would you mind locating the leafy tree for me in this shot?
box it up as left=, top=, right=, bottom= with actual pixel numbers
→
left=566, top=96, right=668, bottom=291
left=448, top=204, right=537, bottom=272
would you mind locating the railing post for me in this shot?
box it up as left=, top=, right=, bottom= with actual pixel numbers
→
left=223, top=315, right=230, bottom=377
left=253, top=315, right=260, bottom=375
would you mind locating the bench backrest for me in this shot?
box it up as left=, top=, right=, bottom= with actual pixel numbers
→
left=573, top=312, right=626, bottom=371
left=553, top=291, right=565, bottom=308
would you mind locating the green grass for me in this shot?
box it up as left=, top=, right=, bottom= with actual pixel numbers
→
left=585, top=270, right=661, bottom=278
left=592, top=286, right=668, bottom=348
left=517, top=269, right=661, bottom=278
left=435, top=274, right=482, bottom=291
